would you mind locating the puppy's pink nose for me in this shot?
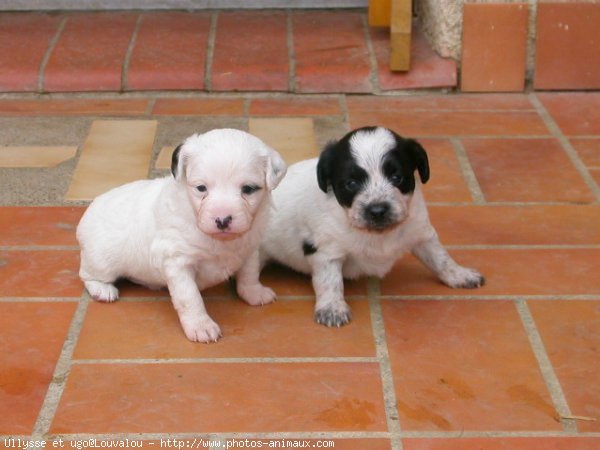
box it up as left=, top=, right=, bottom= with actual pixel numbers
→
left=215, top=215, right=233, bottom=231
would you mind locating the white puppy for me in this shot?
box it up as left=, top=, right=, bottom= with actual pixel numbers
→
left=261, top=126, right=484, bottom=327
left=77, top=129, right=286, bottom=342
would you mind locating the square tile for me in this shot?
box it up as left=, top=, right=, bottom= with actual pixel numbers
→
left=429, top=205, right=600, bottom=246
left=249, top=118, right=318, bottom=165
left=0, top=13, right=61, bottom=92
left=346, top=94, right=535, bottom=111
left=127, top=12, right=210, bottom=90
left=74, top=299, right=375, bottom=359
left=349, top=110, right=549, bottom=137
left=249, top=97, right=341, bottom=116
left=0, top=98, right=150, bottom=116
left=293, top=11, right=371, bottom=93
left=419, top=139, right=473, bottom=203
left=44, top=13, right=138, bottom=92
left=570, top=139, right=600, bottom=167
left=0, top=302, right=76, bottom=434
left=538, top=93, right=600, bottom=136
left=0, top=250, right=82, bottom=298
left=380, top=249, right=600, bottom=297
left=0, top=206, right=83, bottom=246
left=152, top=98, right=245, bottom=116
left=51, top=362, right=387, bottom=433
left=529, top=300, right=600, bottom=432
left=534, top=3, right=600, bottom=90
left=212, top=11, right=288, bottom=91
left=383, top=300, right=561, bottom=431
left=462, top=138, right=594, bottom=203
left=403, top=437, right=600, bottom=450
left=461, top=3, right=528, bottom=92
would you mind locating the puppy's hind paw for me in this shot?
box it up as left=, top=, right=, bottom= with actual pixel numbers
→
left=181, top=316, right=222, bottom=343
left=443, top=266, right=485, bottom=289
left=315, top=303, right=353, bottom=328
left=238, top=284, right=276, bottom=306
left=85, top=280, right=119, bottom=302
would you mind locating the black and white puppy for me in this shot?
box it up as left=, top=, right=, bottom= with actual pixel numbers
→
left=260, top=126, right=484, bottom=327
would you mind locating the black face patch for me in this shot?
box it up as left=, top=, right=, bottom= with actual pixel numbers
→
left=316, top=128, right=372, bottom=208
left=171, top=143, right=184, bottom=179
left=302, top=240, right=318, bottom=256
left=382, top=133, right=430, bottom=194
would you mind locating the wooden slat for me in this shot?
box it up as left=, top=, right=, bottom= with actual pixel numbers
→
left=66, top=120, right=157, bottom=201
left=368, top=0, right=392, bottom=26
left=390, top=0, right=412, bottom=71
left=0, top=146, right=77, bottom=167
left=249, top=118, right=318, bottom=165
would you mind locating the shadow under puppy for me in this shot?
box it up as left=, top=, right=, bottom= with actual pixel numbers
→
left=77, top=129, right=286, bottom=342
left=260, top=126, right=484, bottom=327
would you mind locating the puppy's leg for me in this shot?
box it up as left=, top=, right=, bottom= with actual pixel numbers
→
left=164, top=262, right=221, bottom=343
left=413, top=234, right=484, bottom=289
left=79, top=260, right=119, bottom=302
left=312, top=258, right=352, bottom=327
left=84, top=280, right=119, bottom=302
left=236, top=249, right=276, bottom=306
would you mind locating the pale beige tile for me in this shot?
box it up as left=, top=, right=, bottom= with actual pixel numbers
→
left=249, top=117, right=318, bottom=165
left=66, top=120, right=157, bottom=201
left=155, top=146, right=174, bottom=170
left=0, top=146, right=77, bottom=167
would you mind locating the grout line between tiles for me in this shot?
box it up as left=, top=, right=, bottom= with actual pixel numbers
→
left=0, top=297, right=81, bottom=302
left=529, top=93, right=600, bottom=203
left=368, top=277, right=403, bottom=450
left=146, top=98, right=156, bottom=116
left=286, top=10, right=297, bottom=93
left=0, top=245, right=79, bottom=251
left=379, top=295, right=600, bottom=301
left=204, top=11, right=219, bottom=92
left=444, top=244, right=600, bottom=250
left=514, top=299, right=577, bottom=433
left=339, top=94, right=351, bottom=133
left=43, top=431, right=393, bottom=441
left=451, top=138, right=486, bottom=204
left=121, top=12, right=143, bottom=92
left=73, top=356, right=379, bottom=365
left=38, top=15, right=67, bottom=93
left=361, top=14, right=381, bottom=95
left=6, top=431, right=600, bottom=441
left=31, top=294, right=90, bottom=438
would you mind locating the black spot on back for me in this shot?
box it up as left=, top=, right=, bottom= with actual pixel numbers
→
left=302, top=240, right=318, bottom=256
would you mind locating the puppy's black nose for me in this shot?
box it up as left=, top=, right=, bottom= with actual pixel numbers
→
left=215, top=215, right=233, bottom=230
left=365, top=202, right=390, bottom=221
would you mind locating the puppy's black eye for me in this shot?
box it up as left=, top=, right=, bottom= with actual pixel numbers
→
left=344, top=179, right=360, bottom=192
left=241, top=184, right=261, bottom=195
left=196, top=185, right=207, bottom=192
left=389, top=173, right=404, bottom=185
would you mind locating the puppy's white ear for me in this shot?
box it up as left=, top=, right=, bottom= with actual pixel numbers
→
left=264, top=146, right=287, bottom=190
left=171, top=143, right=186, bottom=181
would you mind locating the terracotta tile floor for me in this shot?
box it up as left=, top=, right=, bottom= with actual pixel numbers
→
left=0, top=92, right=599, bottom=450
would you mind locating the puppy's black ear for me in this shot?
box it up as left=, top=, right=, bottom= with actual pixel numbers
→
left=316, top=141, right=336, bottom=193
left=171, top=143, right=184, bottom=179
left=407, top=139, right=430, bottom=184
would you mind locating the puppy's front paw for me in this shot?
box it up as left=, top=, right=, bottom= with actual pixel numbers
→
left=443, top=266, right=485, bottom=289
left=85, top=280, right=119, bottom=302
left=238, top=284, right=276, bottom=306
left=181, top=316, right=222, bottom=343
left=315, top=302, right=352, bottom=327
